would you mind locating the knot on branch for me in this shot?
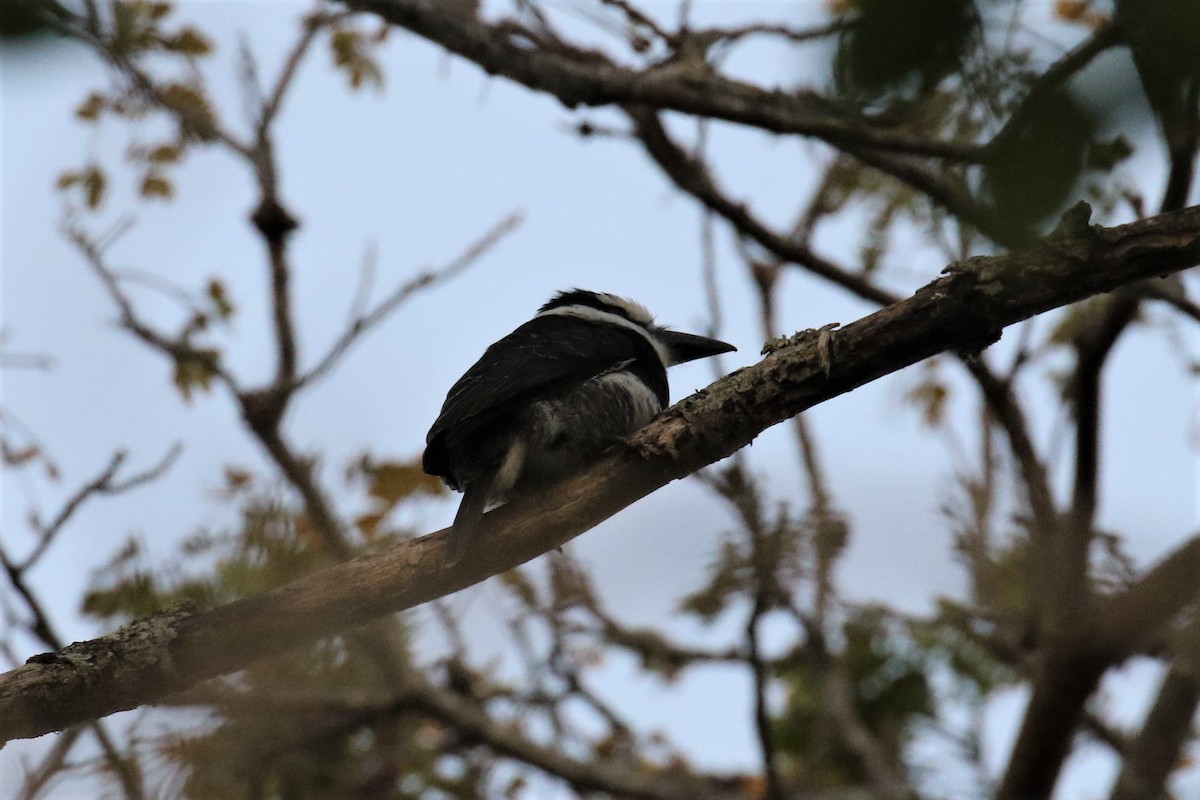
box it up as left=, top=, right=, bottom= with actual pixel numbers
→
left=26, top=604, right=194, bottom=675
left=239, top=387, right=288, bottom=434
left=251, top=198, right=299, bottom=241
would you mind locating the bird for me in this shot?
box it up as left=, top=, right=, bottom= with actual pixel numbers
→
left=423, top=289, right=735, bottom=565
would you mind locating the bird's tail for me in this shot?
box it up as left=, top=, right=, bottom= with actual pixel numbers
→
left=444, top=472, right=495, bottom=566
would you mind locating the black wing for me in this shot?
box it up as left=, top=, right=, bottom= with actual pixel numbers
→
left=423, top=315, right=663, bottom=481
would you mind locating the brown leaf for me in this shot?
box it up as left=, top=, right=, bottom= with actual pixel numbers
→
left=206, top=278, right=236, bottom=320
left=365, top=460, right=444, bottom=506
left=55, top=171, right=81, bottom=190
left=223, top=466, right=253, bottom=492
left=330, top=27, right=384, bottom=91
left=147, top=143, right=183, bottom=163
left=161, top=26, right=212, bottom=57
left=83, top=165, right=107, bottom=209
left=172, top=348, right=220, bottom=401
left=140, top=172, right=173, bottom=199
left=75, top=91, right=107, bottom=121
left=354, top=512, right=384, bottom=539
left=159, top=82, right=218, bottom=142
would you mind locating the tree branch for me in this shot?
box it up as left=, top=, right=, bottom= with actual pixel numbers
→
left=625, top=106, right=901, bottom=307
left=1109, top=620, right=1200, bottom=800
left=165, top=680, right=742, bottom=800
left=4, top=202, right=1200, bottom=743
left=293, top=210, right=523, bottom=391
left=342, top=0, right=984, bottom=162
left=822, top=658, right=918, bottom=800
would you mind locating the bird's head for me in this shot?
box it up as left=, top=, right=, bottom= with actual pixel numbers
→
left=537, top=289, right=735, bottom=366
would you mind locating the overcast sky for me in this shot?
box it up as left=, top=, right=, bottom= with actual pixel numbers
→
left=2, top=2, right=1199, bottom=797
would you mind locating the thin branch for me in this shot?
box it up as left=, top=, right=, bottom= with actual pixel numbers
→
left=626, top=106, right=900, bottom=307
left=346, top=0, right=985, bottom=162
left=245, top=14, right=342, bottom=394
left=577, top=608, right=747, bottom=668
left=837, top=143, right=1017, bottom=248
left=1081, top=710, right=1129, bottom=757
left=295, top=210, right=523, bottom=391
left=1061, top=290, right=1140, bottom=616
left=598, top=0, right=670, bottom=43
left=1143, top=279, right=1200, bottom=323
left=960, top=359, right=1057, bottom=540
left=701, top=19, right=850, bottom=46
left=18, top=724, right=85, bottom=800
left=822, top=657, right=918, bottom=800
left=67, top=221, right=239, bottom=391
left=38, top=2, right=252, bottom=158
left=1109, top=620, right=1200, bottom=800
left=166, top=680, right=740, bottom=800
left=258, top=11, right=344, bottom=137
left=20, top=445, right=180, bottom=573
left=0, top=536, right=147, bottom=799
left=746, top=599, right=783, bottom=800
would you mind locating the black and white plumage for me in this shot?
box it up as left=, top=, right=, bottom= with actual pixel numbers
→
left=424, top=289, right=735, bottom=565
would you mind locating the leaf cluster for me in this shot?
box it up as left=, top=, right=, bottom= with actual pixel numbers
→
left=55, top=2, right=216, bottom=212
left=773, top=609, right=935, bottom=791
left=79, top=464, right=485, bottom=800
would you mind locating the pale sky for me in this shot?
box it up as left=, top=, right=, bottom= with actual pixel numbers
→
left=2, top=2, right=1199, bottom=797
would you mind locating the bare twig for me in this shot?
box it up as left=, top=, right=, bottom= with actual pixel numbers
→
left=68, top=221, right=239, bottom=391
left=599, top=0, right=670, bottom=43
left=294, top=210, right=523, bottom=391
left=0, top=443, right=179, bottom=799
left=17, top=724, right=85, bottom=800
left=258, top=12, right=344, bottom=137
left=626, top=106, right=900, bottom=306
left=20, top=445, right=180, bottom=573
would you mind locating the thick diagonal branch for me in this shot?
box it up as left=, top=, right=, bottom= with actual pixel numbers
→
left=3, top=203, right=1200, bottom=743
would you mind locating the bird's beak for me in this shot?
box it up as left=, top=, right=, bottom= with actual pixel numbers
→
left=657, top=329, right=736, bottom=365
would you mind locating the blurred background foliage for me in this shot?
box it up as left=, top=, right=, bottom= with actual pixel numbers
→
left=4, top=0, right=1200, bottom=798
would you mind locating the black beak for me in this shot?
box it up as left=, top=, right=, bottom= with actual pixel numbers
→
left=656, top=329, right=736, bottom=365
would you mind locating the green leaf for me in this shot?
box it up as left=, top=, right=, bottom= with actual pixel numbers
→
left=834, top=0, right=977, bottom=100
left=983, top=88, right=1097, bottom=234
left=678, top=539, right=744, bottom=622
